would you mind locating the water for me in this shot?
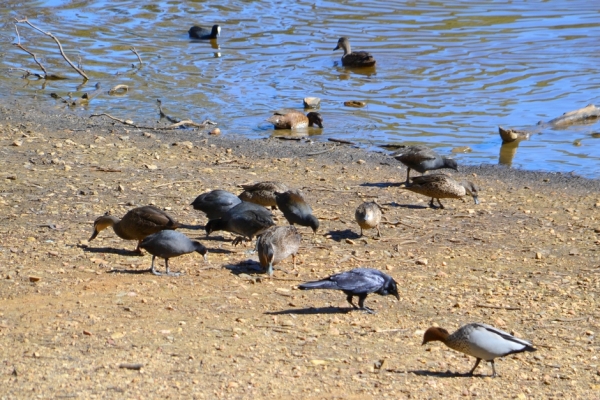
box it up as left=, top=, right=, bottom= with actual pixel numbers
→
left=1, top=1, right=599, bottom=177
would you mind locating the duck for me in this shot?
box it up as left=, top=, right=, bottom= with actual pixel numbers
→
left=139, top=230, right=207, bottom=276
left=298, top=268, right=399, bottom=313
left=191, top=189, right=242, bottom=220
left=355, top=202, right=382, bottom=237
left=275, top=189, right=319, bottom=233
left=257, top=225, right=302, bottom=276
left=422, top=323, right=537, bottom=377
left=404, top=174, right=479, bottom=209
left=188, top=24, right=221, bottom=40
left=333, top=37, right=376, bottom=67
left=205, top=201, right=275, bottom=245
left=238, top=181, right=289, bottom=209
left=266, top=109, right=323, bottom=129
left=392, top=145, right=458, bottom=184
left=89, top=205, right=180, bottom=253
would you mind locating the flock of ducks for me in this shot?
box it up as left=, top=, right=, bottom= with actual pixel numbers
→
left=86, top=25, right=535, bottom=377
left=87, top=123, right=535, bottom=376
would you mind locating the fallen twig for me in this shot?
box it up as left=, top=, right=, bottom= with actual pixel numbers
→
left=157, top=99, right=180, bottom=123
left=328, top=138, right=356, bottom=145
left=476, top=304, right=521, bottom=310
left=118, top=363, right=143, bottom=370
left=108, top=85, right=129, bottom=95
left=130, top=47, right=143, bottom=67
left=551, top=317, right=587, bottom=322
left=15, top=17, right=89, bottom=80
left=89, top=113, right=215, bottom=130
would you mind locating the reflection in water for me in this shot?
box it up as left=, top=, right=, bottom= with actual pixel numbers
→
left=0, top=0, right=599, bottom=177
left=498, top=141, right=520, bottom=167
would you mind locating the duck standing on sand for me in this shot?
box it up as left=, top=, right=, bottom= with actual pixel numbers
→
left=355, top=202, right=382, bottom=237
left=89, top=205, right=180, bottom=253
left=188, top=24, right=221, bottom=40
left=422, top=323, right=537, bottom=377
left=267, top=110, right=323, bottom=129
left=275, top=189, right=319, bottom=234
left=257, top=225, right=302, bottom=276
left=140, top=230, right=208, bottom=276
left=333, top=37, right=376, bottom=67
left=404, top=174, right=479, bottom=209
left=191, top=189, right=242, bottom=220
left=238, top=181, right=289, bottom=209
left=392, top=145, right=458, bottom=184
left=205, top=201, right=275, bottom=245
left=299, top=268, right=399, bottom=313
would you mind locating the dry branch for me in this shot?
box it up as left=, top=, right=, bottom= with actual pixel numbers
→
left=108, top=85, right=129, bottom=95
left=130, top=47, right=143, bottom=67
left=15, top=17, right=89, bottom=80
left=90, top=113, right=216, bottom=131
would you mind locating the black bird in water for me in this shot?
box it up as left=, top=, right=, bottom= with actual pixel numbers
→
left=191, top=189, right=241, bottom=220
left=139, top=230, right=207, bottom=276
left=188, top=24, right=221, bottom=40
left=205, top=201, right=275, bottom=245
left=298, top=268, right=399, bottom=313
left=275, top=189, right=319, bottom=233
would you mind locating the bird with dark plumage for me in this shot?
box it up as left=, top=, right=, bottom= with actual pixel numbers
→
left=267, top=110, right=323, bottom=129
left=205, top=201, right=275, bottom=245
left=257, top=225, right=302, bottom=276
left=89, top=205, right=180, bottom=253
left=333, top=37, right=376, bottom=67
left=191, top=190, right=242, bottom=220
left=139, top=230, right=207, bottom=276
left=422, top=323, right=537, bottom=377
left=275, top=189, right=319, bottom=234
left=298, top=268, right=399, bottom=313
left=355, top=202, right=382, bottom=237
left=188, top=24, right=221, bottom=40
left=405, top=174, right=480, bottom=209
left=238, top=181, right=288, bottom=209
left=392, top=145, right=458, bottom=184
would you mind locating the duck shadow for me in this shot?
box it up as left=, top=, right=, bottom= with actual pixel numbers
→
left=265, top=306, right=353, bottom=315
left=107, top=267, right=154, bottom=275
left=407, top=370, right=486, bottom=378
left=79, top=245, right=143, bottom=257
left=223, top=260, right=265, bottom=275
left=360, top=182, right=404, bottom=188
left=327, top=229, right=361, bottom=241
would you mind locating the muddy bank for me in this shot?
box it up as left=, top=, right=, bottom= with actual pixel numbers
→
left=1, top=99, right=599, bottom=398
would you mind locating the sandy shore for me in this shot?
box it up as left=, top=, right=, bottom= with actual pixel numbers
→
left=1, top=99, right=599, bottom=398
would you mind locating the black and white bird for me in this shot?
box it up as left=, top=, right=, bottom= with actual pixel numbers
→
left=139, top=230, right=207, bottom=276
left=422, top=323, right=537, bottom=377
left=298, top=268, right=399, bottom=313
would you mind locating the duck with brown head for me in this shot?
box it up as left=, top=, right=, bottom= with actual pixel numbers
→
left=267, top=110, right=323, bottom=129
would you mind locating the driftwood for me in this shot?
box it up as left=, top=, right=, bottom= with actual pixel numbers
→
left=498, top=104, right=600, bottom=143
left=14, top=18, right=89, bottom=81
left=89, top=113, right=216, bottom=131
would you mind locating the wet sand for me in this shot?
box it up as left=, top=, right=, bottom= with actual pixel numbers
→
left=1, top=99, right=599, bottom=398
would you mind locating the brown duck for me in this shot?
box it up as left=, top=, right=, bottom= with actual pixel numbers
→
left=404, top=174, right=479, bottom=209
left=89, top=205, right=180, bottom=252
left=355, top=202, right=383, bottom=237
left=257, top=225, right=302, bottom=276
left=267, top=109, right=323, bottom=129
left=238, top=181, right=289, bottom=209
left=333, top=37, right=376, bottom=67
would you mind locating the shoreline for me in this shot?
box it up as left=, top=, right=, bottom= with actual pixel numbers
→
left=1, top=98, right=599, bottom=192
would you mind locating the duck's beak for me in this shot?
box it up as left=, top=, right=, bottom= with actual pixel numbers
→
left=333, top=45, right=340, bottom=51
left=89, top=227, right=99, bottom=241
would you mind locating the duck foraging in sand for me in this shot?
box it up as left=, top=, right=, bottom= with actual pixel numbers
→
left=404, top=174, right=479, bottom=209
left=89, top=205, right=181, bottom=253
left=238, top=181, right=289, bottom=209
left=355, top=202, right=383, bottom=237
left=257, top=225, right=302, bottom=276
left=275, top=189, right=319, bottom=234
left=205, top=201, right=275, bottom=246
left=191, top=189, right=242, bottom=220
left=422, top=323, right=537, bottom=377
left=139, top=230, right=208, bottom=276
